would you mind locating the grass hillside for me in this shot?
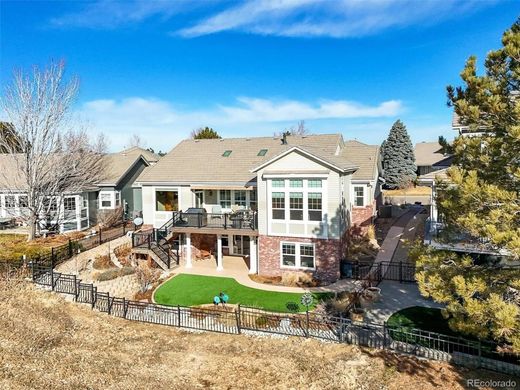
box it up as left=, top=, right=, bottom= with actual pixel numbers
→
left=0, top=275, right=511, bottom=390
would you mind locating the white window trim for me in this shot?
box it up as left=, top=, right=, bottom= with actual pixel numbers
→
left=99, top=190, right=116, bottom=210
left=215, top=189, right=256, bottom=212
left=280, top=241, right=316, bottom=270
left=352, top=185, right=366, bottom=208
left=267, top=178, right=327, bottom=237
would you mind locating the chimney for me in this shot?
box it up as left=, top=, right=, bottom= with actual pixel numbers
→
left=281, top=132, right=288, bottom=145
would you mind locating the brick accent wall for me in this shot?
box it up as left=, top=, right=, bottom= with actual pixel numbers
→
left=258, top=235, right=341, bottom=284
left=351, top=201, right=376, bottom=232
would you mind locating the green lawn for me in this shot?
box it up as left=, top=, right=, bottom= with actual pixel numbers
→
left=154, top=274, right=331, bottom=313
left=387, top=306, right=460, bottom=337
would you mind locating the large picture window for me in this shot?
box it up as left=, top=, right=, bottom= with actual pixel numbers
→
left=272, top=192, right=285, bottom=220
left=354, top=186, right=365, bottom=207
left=219, top=190, right=231, bottom=208
left=234, top=190, right=246, bottom=207
left=280, top=242, right=315, bottom=269
left=156, top=191, right=178, bottom=211
left=308, top=192, right=322, bottom=221
left=289, top=192, right=303, bottom=220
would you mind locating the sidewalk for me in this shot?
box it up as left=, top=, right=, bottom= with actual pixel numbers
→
left=173, top=256, right=359, bottom=294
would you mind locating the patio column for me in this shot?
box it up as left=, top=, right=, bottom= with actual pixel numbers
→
left=249, top=237, right=257, bottom=274
left=185, top=233, right=192, bottom=268
left=216, top=234, right=223, bottom=271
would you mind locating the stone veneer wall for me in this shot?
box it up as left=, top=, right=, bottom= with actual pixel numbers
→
left=258, top=235, right=341, bottom=283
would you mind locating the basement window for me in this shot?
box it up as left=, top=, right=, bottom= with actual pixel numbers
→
left=257, top=149, right=268, bottom=156
left=222, top=150, right=232, bottom=157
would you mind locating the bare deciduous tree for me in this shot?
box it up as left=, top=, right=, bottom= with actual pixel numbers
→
left=125, top=133, right=145, bottom=149
left=274, top=120, right=310, bottom=137
left=0, top=61, right=107, bottom=240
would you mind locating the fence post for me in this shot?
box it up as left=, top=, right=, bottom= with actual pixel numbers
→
left=123, top=298, right=128, bottom=318
left=108, top=294, right=112, bottom=315
left=305, top=310, right=310, bottom=338
left=74, top=275, right=78, bottom=301
left=235, top=304, right=242, bottom=334
left=338, top=317, right=344, bottom=343
left=383, top=321, right=387, bottom=349
left=50, top=249, right=55, bottom=290
left=99, top=228, right=102, bottom=245
left=399, top=261, right=403, bottom=283
left=131, top=233, right=135, bottom=247
left=123, top=222, right=126, bottom=235
left=91, top=284, right=96, bottom=309
left=177, top=305, right=181, bottom=327
left=68, top=238, right=73, bottom=258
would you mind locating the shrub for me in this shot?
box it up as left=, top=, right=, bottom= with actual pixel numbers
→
left=255, top=315, right=269, bottom=328
left=93, top=254, right=115, bottom=270
left=95, top=267, right=136, bottom=282
left=281, top=272, right=320, bottom=287
left=114, top=243, right=132, bottom=266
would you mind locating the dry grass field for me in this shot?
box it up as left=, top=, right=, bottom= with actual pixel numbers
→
left=0, top=275, right=513, bottom=390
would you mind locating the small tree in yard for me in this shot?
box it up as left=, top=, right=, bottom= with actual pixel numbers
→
left=135, top=264, right=159, bottom=293
left=414, top=20, right=520, bottom=352
left=0, top=61, right=107, bottom=240
left=381, top=120, right=416, bottom=189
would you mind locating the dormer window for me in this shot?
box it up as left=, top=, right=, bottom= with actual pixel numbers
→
left=222, top=150, right=232, bottom=157
left=257, top=149, right=268, bottom=156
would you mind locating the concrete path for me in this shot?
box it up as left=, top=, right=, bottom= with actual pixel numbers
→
left=173, top=256, right=359, bottom=294
left=364, top=281, right=444, bottom=324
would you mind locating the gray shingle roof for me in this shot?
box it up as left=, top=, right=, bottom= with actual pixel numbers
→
left=137, top=134, right=359, bottom=185
left=340, top=140, right=380, bottom=181
left=0, top=154, right=26, bottom=190
left=414, top=141, right=453, bottom=167
left=98, top=147, right=158, bottom=186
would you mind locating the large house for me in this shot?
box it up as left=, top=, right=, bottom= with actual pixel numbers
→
left=0, top=147, right=159, bottom=233
left=414, top=141, right=453, bottom=177
left=134, top=134, right=381, bottom=283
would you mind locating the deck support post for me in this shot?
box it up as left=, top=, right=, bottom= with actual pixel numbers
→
left=216, top=234, right=223, bottom=271
left=185, top=233, right=192, bottom=268
left=248, top=237, right=257, bottom=274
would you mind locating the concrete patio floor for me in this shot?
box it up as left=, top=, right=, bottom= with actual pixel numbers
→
left=364, top=280, right=444, bottom=324
left=173, top=255, right=359, bottom=293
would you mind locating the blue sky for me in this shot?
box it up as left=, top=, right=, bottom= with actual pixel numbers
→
left=1, top=0, right=519, bottom=152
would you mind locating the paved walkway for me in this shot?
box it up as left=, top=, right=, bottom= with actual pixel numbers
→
left=173, top=256, right=359, bottom=293
left=364, top=281, right=444, bottom=324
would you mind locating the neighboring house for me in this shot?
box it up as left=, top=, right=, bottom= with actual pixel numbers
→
left=414, top=141, right=453, bottom=176
left=419, top=129, right=509, bottom=258
left=134, top=134, right=380, bottom=283
left=0, top=147, right=159, bottom=233
left=0, top=153, right=96, bottom=232
left=96, top=147, right=160, bottom=223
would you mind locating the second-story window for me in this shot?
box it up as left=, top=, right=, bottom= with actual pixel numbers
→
left=272, top=192, right=285, bottom=219
left=308, top=192, right=322, bottom=221
left=219, top=190, right=231, bottom=208
left=156, top=191, right=178, bottom=211
left=289, top=192, right=303, bottom=220
left=5, top=195, right=15, bottom=209
left=289, top=179, right=303, bottom=188
left=272, top=179, right=284, bottom=188
left=354, top=186, right=365, bottom=207
left=115, top=192, right=121, bottom=206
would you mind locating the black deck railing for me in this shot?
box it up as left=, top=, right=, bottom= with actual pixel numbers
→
left=172, top=211, right=257, bottom=230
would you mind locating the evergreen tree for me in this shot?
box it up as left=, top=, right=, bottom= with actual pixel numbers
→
left=191, top=127, right=221, bottom=139
left=414, top=20, right=520, bottom=352
left=381, top=120, right=416, bottom=189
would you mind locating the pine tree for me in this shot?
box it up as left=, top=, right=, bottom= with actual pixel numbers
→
left=414, top=20, right=520, bottom=352
left=191, top=127, right=221, bottom=139
left=381, top=120, right=416, bottom=189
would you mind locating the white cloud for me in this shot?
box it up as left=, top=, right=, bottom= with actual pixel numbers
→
left=79, top=96, right=403, bottom=151
left=176, top=0, right=491, bottom=38
left=49, top=0, right=492, bottom=38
